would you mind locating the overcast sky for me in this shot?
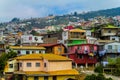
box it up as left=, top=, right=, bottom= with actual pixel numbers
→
left=0, top=0, right=120, bottom=22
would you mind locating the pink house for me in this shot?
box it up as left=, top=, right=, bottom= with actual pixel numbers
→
left=68, top=44, right=98, bottom=68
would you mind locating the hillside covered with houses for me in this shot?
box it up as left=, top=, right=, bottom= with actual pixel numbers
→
left=0, top=15, right=120, bottom=80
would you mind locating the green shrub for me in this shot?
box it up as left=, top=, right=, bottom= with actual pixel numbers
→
left=84, top=73, right=113, bottom=80
left=94, top=65, right=103, bottom=73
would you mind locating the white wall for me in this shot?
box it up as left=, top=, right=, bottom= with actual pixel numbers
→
left=110, top=36, right=119, bottom=41
left=21, top=35, right=43, bottom=44
left=104, top=42, right=120, bottom=52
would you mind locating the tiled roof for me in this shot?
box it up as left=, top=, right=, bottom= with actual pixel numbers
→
left=16, top=54, right=43, bottom=60
left=38, top=43, right=63, bottom=47
left=14, top=69, right=79, bottom=76
left=49, top=69, right=79, bottom=75
left=16, top=54, right=72, bottom=61
left=42, top=54, right=71, bottom=61
left=69, top=29, right=86, bottom=32
left=10, top=46, right=46, bottom=50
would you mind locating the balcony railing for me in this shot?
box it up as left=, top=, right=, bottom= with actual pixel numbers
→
left=106, top=49, right=119, bottom=53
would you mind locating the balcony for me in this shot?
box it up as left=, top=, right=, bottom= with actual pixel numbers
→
left=74, top=58, right=97, bottom=64
left=106, top=49, right=119, bottom=53
left=102, top=33, right=116, bottom=36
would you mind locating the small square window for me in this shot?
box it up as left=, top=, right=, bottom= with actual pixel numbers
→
left=36, top=63, right=40, bottom=67
left=34, top=76, right=38, bottom=80
left=9, top=64, right=13, bottom=68
left=108, top=30, right=111, bottom=33
left=27, top=63, right=31, bottom=67
left=44, top=76, right=48, bottom=80
left=108, top=45, right=112, bottom=49
left=26, top=51, right=30, bottom=54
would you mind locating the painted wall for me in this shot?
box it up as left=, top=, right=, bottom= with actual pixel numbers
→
left=21, top=35, right=43, bottom=44
left=104, top=42, right=120, bottom=53
left=53, top=45, right=64, bottom=55
left=68, top=44, right=98, bottom=54
left=68, top=40, right=87, bottom=46
left=19, top=60, right=44, bottom=71
left=47, top=61, right=72, bottom=71
left=5, top=60, right=17, bottom=72
left=101, top=28, right=117, bottom=36
left=110, top=36, right=119, bottom=41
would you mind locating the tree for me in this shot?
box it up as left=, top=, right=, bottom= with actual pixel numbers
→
left=0, top=50, right=17, bottom=76
left=11, top=17, right=20, bottom=22
left=30, top=30, right=39, bottom=36
left=94, top=65, right=103, bottom=73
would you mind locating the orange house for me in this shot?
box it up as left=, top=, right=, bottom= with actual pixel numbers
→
left=38, top=43, right=66, bottom=55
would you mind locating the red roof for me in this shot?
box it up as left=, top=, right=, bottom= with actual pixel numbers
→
left=64, top=26, right=74, bottom=30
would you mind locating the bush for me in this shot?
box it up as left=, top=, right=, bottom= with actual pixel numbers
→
left=94, top=65, right=103, bottom=73
left=84, top=73, right=113, bottom=80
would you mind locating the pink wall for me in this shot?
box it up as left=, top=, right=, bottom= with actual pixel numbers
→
left=18, top=60, right=44, bottom=71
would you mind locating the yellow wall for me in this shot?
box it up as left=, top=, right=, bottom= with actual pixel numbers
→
left=27, top=75, right=76, bottom=80
left=53, top=45, right=64, bottom=55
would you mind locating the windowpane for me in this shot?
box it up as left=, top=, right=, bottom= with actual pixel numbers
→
left=53, top=76, right=57, bottom=80
left=27, top=63, right=31, bottom=67
left=44, top=76, right=48, bottom=80
left=108, top=45, right=112, bottom=49
left=26, top=51, right=30, bottom=54
left=34, top=76, right=38, bottom=80
left=36, top=63, right=40, bottom=67
left=9, top=64, right=13, bottom=68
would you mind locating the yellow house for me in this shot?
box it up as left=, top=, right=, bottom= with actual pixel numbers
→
left=4, top=54, right=79, bottom=80
left=38, top=43, right=65, bottom=55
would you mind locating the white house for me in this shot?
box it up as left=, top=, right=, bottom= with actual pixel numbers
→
left=21, top=35, right=43, bottom=44
left=104, top=42, right=120, bottom=53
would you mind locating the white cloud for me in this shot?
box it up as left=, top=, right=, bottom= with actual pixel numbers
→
left=0, top=0, right=120, bottom=22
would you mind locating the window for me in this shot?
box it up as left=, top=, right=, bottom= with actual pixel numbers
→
left=32, top=51, right=35, bottom=53
left=58, top=47, right=62, bottom=52
left=108, top=45, right=112, bottom=49
left=112, top=38, right=115, bottom=40
left=19, top=63, right=22, bottom=67
left=39, top=51, right=41, bottom=53
left=77, top=55, right=83, bottom=59
left=78, top=46, right=81, bottom=50
left=26, top=51, right=30, bottom=54
left=36, top=63, right=40, bottom=67
left=53, top=76, right=57, bottom=80
left=27, top=63, right=31, bottom=67
left=34, top=76, right=38, bottom=80
left=108, top=30, right=111, bottom=33
left=44, top=63, right=47, bottom=67
left=9, top=64, right=13, bottom=68
left=89, top=56, right=94, bottom=59
left=81, top=33, right=84, bottom=35
left=18, top=51, right=21, bottom=55
left=44, top=76, right=48, bottom=80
